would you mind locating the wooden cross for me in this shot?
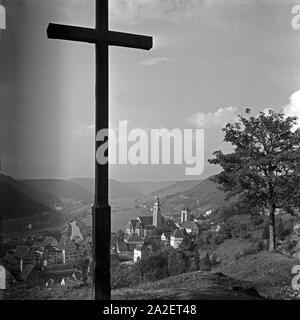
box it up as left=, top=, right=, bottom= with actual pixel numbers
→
left=47, top=0, right=152, bottom=300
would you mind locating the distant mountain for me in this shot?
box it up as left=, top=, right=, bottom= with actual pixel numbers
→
left=160, top=176, right=228, bottom=214
left=0, top=174, right=62, bottom=231
left=25, top=179, right=93, bottom=204
left=0, top=174, right=57, bottom=206
left=150, top=180, right=201, bottom=197
left=70, top=178, right=145, bottom=200
left=124, top=181, right=174, bottom=195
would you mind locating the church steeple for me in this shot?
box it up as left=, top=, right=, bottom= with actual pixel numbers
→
left=153, top=196, right=161, bottom=228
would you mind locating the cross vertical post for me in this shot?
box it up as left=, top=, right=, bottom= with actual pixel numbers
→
left=46, top=0, right=152, bottom=300
left=93, top=0, right=110, bottom=300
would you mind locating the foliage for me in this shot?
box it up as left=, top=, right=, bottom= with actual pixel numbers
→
left=111, top=265, right=132, bottom=289
left=126, top=246, right=197, bottom=286
left=209, top=109, right=300, bottom=250
left=199, top=252, right=212, bottom=271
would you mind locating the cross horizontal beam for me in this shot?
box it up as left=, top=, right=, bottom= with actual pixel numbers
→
left=47, top=23, right=153, bottom=50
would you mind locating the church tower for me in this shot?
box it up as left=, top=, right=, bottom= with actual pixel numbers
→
left=153, top=196, right=162, bottom=228
left=181, top=208, right=190, bottom=224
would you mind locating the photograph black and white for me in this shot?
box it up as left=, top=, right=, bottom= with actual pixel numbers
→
left=0, top=0, right=300, bottom=303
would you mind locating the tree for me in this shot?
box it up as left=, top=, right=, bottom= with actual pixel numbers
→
left=191, top=248, right=200, bottom=271
left=209, top=109, right=300, bottom=251
left=116, top=229, right=125, bottom=240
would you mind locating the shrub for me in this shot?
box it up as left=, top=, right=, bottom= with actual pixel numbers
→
left=212, top=234, right=227, bottom=245
left=239, top=240, right=266, bottom=257
left=240, top=230, right=252, bottom=240
left=250, top=215, right=265, bottom=226
left=111, top=265, right=132, bottom=289
left=199, top=252, right=212, bottom=271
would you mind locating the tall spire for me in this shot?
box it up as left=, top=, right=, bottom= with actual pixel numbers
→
left=153, top=196, right=161, bottom=228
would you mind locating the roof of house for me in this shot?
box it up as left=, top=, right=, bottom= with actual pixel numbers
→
left=44, top=245, right=63, bottom=253
left=138, top=216, right=153, bottom=226
left=150, top=228, right=163, bottom=237
left=127, top=219, right=139, bottom=229
left=181, top=221, right=199, bottom=230
left=171, top=229, right=185, bottom=239
left=125, top=234, right=143, bottom=244
left=135, top=221, right=142, bottom=229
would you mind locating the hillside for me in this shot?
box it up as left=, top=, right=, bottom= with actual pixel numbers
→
left=0, top=180, right=53, bottom=220
left=2, top=271, right=263, bottom=300
left=25, top=179, right=93, bottom=204
left=0, top=174, right=57, bottom=206
left=156, top=177, right=228, bottom=214
left=124, top=181, right=174, bottom=195
left=150, top=180, right=201, bottom=197
left=70, top=178, right=145, bottom=200
left=112, top=271, right=263, bottom=300
left=0, top=175, right=62, bottom=233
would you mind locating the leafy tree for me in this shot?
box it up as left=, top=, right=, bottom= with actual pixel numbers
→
left=209, top=109, right=300, bottom=250
left=167, top=249, right=178, bottom=276
left=116, top=229, right=125, bottom=240
left=191, top=248, right=200, bottom=271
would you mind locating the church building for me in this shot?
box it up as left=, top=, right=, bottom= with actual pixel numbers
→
left=125, top=197, right=165, bottom=238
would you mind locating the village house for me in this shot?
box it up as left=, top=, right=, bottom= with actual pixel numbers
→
left=170, top=229, right=185, bottom=249
left=43, top=245, right=65, bottom=265
left=181, top=221, right=199, bottom=236
left=3, top=250, right=21, bottom=274
left=59, top=237, right=79, bottom=265
left=134, top=244, right=150, bottom=263
left=161, top=232, right=171, bottom=246
left=43, top=236, right=59, bottom=248
left=21, top=250, right=38, bottom=270
left=0, top=265, right=15, bottom=289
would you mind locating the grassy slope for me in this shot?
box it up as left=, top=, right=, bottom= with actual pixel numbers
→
left=217, top=251, right=298, bottom=299
left=112, top=271, right=263, bottom=300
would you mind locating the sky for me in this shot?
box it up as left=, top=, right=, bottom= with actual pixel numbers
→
left=1, top=0, right=300, bottom=182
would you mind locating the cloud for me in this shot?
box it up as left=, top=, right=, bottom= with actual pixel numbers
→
left=282, top=90, right=300, bottom=129
left=187, top=90, right=300, bottom=131
left=186, top=106, right=239, bottom=129
left=110, top=0, right=215, bottom=24
left=139, top=56, right=178, bottom=66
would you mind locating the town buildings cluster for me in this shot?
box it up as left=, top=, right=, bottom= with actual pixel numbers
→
left=113, top=197, right=203, bottom=263
left=0, top=222, right=92, bottom=290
